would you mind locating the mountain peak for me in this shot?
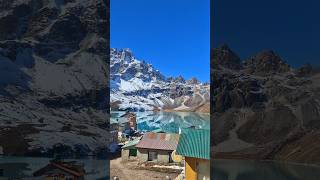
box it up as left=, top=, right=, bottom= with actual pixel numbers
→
left=120, top=48, right=133, bottom=62
left=245, top=50, right=291, bottom=75
left=174, top=75, right=186, bottom=83
left=110, top=48, right=209, bottom=112
left=211, top=45, right=241, bottom=70
left=220, top=44, right=232, bottom=51
left=254, top=50, right=282, bottom=62
left=187, top=77, right=200, bottom=84
left=110, top=48, right=165, bottom=82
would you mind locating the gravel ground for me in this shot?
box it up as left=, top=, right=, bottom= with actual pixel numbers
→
left=110, top=158, right=179, bottom=180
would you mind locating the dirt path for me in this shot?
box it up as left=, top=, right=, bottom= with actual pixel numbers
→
left=110, top=158, right=179, bottom=180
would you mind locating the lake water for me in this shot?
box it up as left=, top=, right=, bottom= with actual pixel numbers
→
left=0, top=156, right=108, bottom=179
left=212, top=159, right=320, bottom=180
left=111, top=111, right=210, bottom=133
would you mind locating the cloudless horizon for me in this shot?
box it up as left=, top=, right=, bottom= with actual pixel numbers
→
left=212, top=0, right=320, bottom=68
left=111, top=0, right=210, bottom=82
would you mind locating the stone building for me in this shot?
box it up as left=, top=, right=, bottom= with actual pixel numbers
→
left=135, top=132, right=180, bottom=163
left=122, top=112, right=137, bottom=131
left=121, top=137, right=141, bottom=161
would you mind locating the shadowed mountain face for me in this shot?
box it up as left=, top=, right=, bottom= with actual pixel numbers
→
left=0, top=0, right=110, bottom=157
left=211, top=45, right=320, bottom=164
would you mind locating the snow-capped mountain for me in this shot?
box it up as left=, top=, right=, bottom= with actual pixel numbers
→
left=110, top=48, right=210, bottom=112
left=0, top=0, right=110, bottom=157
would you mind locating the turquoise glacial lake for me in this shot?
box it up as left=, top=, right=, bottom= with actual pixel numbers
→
left=111, top=111, right=210, bottom=133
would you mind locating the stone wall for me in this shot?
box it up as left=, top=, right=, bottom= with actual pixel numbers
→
left=121, top=149, right=129, bottom=161
left=137, top=148, right=149, bottom=162
left=158, top=150, right=171, bottom=163
left=137, top=148, right=172, bottom=163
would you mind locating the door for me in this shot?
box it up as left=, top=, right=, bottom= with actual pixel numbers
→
left=168, top=152, right=173, bottom=163
left=148, top=151, right=158, bottom=161
left=129, top=149, right=137, bottom=157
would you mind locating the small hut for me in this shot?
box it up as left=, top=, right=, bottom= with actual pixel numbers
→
left=33, top=160, right=85, bottom=180
left=121, top=137, right=141, bottom=161
left=135, top=132, right=180, bottom=163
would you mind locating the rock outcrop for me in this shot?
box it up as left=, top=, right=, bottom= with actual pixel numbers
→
left=211, top=45, right=320, bottom=164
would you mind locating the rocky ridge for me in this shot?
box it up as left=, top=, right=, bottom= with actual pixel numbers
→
left=211, top=45, right=320, bottom=164
left=110, top=48, right=210, bottom=112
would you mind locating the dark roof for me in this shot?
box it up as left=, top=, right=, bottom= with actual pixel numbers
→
left=33, top=161, right=85, bottom=177
left=176, top=128, right=210, bottom=160
left=135, top=132, right=180, bottom=151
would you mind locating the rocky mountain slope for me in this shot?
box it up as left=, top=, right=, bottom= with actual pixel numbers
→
left=0, top=0, right=110, bottom=157
left=211, top=45, right=320, bottom=164
left=110, top=48, right=210, bottom=112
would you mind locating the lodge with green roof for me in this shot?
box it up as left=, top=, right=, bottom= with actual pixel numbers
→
left=176, top=128, right=210, bottom=180
left=121, top=137, right=141, bottom=161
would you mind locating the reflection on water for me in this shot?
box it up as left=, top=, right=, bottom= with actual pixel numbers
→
left=0, top=156, right=108, bottom=179
left=111, top=111, right=210, bottom=133
left=0, top=162, right=29, bottom=178
left=212, top=159, right=320, bottom=180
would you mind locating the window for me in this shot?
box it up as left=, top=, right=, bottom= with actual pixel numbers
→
left=148, top=151, right=158, bottom=161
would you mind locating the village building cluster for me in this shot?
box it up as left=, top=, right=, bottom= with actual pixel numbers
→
left=0, top=111, right=210, bottom=179
left=113, top=111, right=210, bottom=180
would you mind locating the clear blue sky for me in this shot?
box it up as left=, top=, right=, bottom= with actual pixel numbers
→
left=212, top=0, right=320, bottom=68
left=111, top=0, right=210, bottom=82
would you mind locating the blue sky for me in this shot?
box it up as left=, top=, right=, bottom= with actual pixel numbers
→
left=111, top=0, right=210, bottom=82
left=212, top=0, right=320, bottom=68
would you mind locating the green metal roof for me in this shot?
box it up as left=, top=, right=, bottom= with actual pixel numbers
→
left=121, top=138, right=141, bottom=149
left=176, top=128, right=210, bottom=160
